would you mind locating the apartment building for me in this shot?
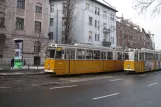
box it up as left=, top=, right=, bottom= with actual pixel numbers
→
left=49, top=0, right=117, bottom=47
left=0, top=0, right=49, bottom=66
left=116, top=20, right=154, bottom=50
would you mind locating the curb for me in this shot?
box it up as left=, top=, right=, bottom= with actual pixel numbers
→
left=0, top=72, right=44, bottom=76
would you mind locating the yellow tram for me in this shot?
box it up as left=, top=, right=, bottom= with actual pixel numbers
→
left=124, top=48, right=161, bottom=73
left=44, top=44, right=124, bottom=75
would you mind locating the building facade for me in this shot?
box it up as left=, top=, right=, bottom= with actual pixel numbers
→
left=49, top=0, right=117, bottom=47
left=0, top=0, right=49, bottom=67
left=116, top=20, right=154, bottom=50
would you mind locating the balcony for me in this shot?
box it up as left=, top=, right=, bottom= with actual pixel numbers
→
left=103, top=27, right=110, bottom=34
left=102, top=41, right=111, bottom=47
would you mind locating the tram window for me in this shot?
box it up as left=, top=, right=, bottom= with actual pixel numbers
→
left=145, top=53, right=148, bottom=60
left=70, top=49, right=75, bottom=59
left=55, top=49, right=63, bottom=59
left=77, top=49, right=86, bottom=59
left=124, top=53, right=129, bottom=60
left=135, top=52, right=138, bottom=61
left=103, top=52, right=106, bottom=59
left=49, top=50, right=55, bottom=58
left=151, top=53, right=154, bottom=60
left=155, top=54, right=158, bottom=60
left=100, top=52, right=106, bottom=60
left=139, top=53, right=144, bottom=60
left=65, top=49, right=70, bottom=59
left=93, top=50, right=100, bottom=59
left=117, top=52, right=122, bottom=60
left=107, top=52, right=113, bottom=60
left=86, top=50, right=93, bottom=59
left=129, top=52, right=134, bottom=60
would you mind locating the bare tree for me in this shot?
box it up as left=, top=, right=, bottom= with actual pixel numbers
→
left=133, top=0, right=161, bottom=15
left=33, top=31, right=49, bottom=67
left=61, top=0, right=78, bottom=44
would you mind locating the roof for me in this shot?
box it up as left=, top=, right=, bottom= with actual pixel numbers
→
left=48, top=44, right=123, bottom=51
left=94, top=0, right=118, bottom=12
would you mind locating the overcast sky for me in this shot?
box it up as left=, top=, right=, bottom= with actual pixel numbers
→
left=102, top=0, right=161, bottom=50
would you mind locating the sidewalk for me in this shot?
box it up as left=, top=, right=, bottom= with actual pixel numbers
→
left=0, top=66, right=44, bottom=76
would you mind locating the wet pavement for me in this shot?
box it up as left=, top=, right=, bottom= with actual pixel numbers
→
left=0, top=71, right=161, bottom=107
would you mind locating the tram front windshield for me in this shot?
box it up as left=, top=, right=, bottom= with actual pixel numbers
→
left=47, top=47, right=64, bottom=59
left=125, top=52, right=135, bottom=60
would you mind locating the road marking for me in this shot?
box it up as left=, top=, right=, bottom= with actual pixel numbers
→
left=148, top=83, right=158, bottom=87
left=139, top=74, right=147, bottom=77
left=109, top=79, right=122, bottom=82
left=93, top=93, right=120, bottom=100
left=50, top=85, right=77, bottom=89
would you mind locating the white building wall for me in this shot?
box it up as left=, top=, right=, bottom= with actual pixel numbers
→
left=50, top=0, right=117, bottom=46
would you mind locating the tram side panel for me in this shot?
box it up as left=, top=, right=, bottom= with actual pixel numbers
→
left=69, top=60, right=103, bottom=74
left=55, top=60, right=104, bottom=75
left=54, top=60, right=70, bottom=75
left=144, top=61, right=155, bottom=72
left=104, top=60, right=116, bottom=72
left=156, top=60, right=161, bottom=70
left=134, top=61, right=144, bottom=73
left=115, top=60, right=124, bottom=71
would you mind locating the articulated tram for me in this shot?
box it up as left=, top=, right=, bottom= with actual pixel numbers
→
left=44, top=44, right=124, bottom=75
left=124, top=48, right=161, bottom=73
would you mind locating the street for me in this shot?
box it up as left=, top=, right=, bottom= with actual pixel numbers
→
left=1, top=71, right=161, bottom=107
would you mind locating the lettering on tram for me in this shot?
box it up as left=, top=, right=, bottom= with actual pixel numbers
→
left=44, top=44, right=124, bottom=75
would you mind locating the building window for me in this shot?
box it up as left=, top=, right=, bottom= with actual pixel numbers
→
left=89, top=31, right=92, bottom=40
left=98, top=8, right=100, bottom=15
left=35, top=21, right=41, bottom=32
left=103, top=11, right=107, bottom=18
left=95, top=7, right=97, bottom=14
left=98, top=34, right=100, bottom=41
left=0, top=12, right=5, bottom=28
left=50, top=6, right=54, bottom=12
left=50, top=18, right=54, bottom=26
left=35, top=2, right=42, bottom=14
left=112, top=37, right=114, bottom=44
left=95, top=33, right=97, bottom=41
left=89, top=17, right=92, bottom=25
left=16, top=17, right=24, bottom=30
left=98, top=21, right=100, bottom=30
left=95, top=20, right=97, bottom=28
left=110, top=14, right=114, bottom=21
left=86, top=3, right=90, bottom=10
left=34, top=41, right=41, bottom=53
left=103, top=23, right=107, bottom=27
left=95, top=33, right=100, bottom=41
left=48, top=32, right=53, bottom=40
left=17, top=0, right=25, bottom=9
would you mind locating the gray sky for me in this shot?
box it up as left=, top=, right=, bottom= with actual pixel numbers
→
left=102, top=0, right=161, bottom=50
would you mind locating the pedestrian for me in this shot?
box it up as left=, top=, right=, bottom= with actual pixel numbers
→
left=11, top=58, right=14, bottom=70
left=24, top=59, right=26, bottom=66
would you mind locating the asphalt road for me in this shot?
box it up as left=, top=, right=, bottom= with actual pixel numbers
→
left=1, top=71, right=161, bottom=107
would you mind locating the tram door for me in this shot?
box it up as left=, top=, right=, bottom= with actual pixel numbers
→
left=65, top=49, right=71, bottom=73
left=101, top=51, right=106, bottom=71
left=65, top=48, right=75, bottom=74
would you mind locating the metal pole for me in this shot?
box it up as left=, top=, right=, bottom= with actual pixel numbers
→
left=56, top=10, right=58, bottom=44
